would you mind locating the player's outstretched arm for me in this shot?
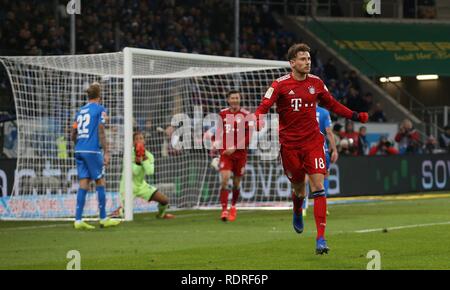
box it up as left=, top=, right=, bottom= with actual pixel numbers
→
left=255, top=82, right=280, bottom=130
left=318, top=82, right=368, bottom=123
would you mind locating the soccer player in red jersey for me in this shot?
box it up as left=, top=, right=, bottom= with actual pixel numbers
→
left=216, top=90, right=253, bottom=222
left=255, top=43, right=368, bottom=254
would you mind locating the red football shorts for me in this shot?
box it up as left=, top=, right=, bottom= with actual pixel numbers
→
left=219, top=151, right=247, bottom=177
left=280, top=144, right=327, bottom=183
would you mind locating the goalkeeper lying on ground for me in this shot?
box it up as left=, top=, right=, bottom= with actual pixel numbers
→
left=111, top=132, right=175, bottom=219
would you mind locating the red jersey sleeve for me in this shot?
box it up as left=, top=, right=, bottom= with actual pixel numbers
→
left=316, top=80, right=354, bottom=120
left=255, top=81, right=280, bottom=120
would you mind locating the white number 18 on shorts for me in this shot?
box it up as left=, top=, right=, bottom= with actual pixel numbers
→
left=314, top=158, right=325, bottom=169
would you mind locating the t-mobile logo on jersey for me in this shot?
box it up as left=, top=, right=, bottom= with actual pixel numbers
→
left=291, top=98, right=302, bottom=111
left=291, top=98, right=314, bottom=111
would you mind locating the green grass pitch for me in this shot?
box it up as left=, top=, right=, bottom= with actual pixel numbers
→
left=1, top=194, right=450, bottom=270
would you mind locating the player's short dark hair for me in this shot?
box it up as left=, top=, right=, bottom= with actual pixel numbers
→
left=133, top=131, right=143, bottom=140
left=227, top=90, right=240, bottom=98
left=287, top=43, right=311, bottom=61
left=86, top=82, right=101, bottom=99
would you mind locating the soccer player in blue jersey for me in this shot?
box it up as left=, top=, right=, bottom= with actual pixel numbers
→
left=71, top=82, right=120, bottom=230
left=316, top=106, right=338, bottom=199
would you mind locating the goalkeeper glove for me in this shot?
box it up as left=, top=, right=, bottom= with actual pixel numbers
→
left=135, top=142, right=146, bottom=160
left=210, top=157, right=220, bottom=171
left=352, top=112, right=369, bottom=123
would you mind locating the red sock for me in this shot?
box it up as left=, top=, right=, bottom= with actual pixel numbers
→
left=220, top=189, right=229, bottom=211
left=292, top=192, right=304, bottom=215
left=314, top=195, right=327, bottom=240
left=231, top=188, right=240, bottom=206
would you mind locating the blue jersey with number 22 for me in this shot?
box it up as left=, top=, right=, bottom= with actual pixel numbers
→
left=74, top=102, right=107, bottom=153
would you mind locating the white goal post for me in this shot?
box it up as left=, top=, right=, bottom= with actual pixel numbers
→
left=0, top=48, right=290, bottom=221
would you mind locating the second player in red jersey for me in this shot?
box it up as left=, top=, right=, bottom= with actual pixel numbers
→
left=216, top=90, right=253, bottom=222
left=255, top=43, right=368, bottom=254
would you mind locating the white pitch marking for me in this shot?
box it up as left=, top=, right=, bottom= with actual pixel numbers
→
left=0, top=224, right=68, bottom=232
left=354, top=221, right=450, bottom=233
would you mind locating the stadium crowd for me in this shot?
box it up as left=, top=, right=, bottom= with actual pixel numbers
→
left=0, top=0, right=446, bottom=159
left=0, top=0, right=387, bottom=121
left=331, top=117, right=450, bottom=156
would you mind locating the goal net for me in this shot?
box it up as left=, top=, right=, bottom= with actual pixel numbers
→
left=0, top=48, right=290, bottom=220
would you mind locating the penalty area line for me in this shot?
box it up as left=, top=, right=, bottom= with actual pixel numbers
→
left=354, top=221, right=450, bottom=234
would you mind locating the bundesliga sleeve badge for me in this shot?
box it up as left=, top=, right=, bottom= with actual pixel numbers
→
left=264, top=87, right=274, bottom=99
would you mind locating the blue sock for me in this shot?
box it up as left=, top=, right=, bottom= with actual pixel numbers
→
left=97, top=186, right=106, bottom=220
left=324, top=177, right=329, bottom=198
left=75, top=188, right=88, bottom=221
